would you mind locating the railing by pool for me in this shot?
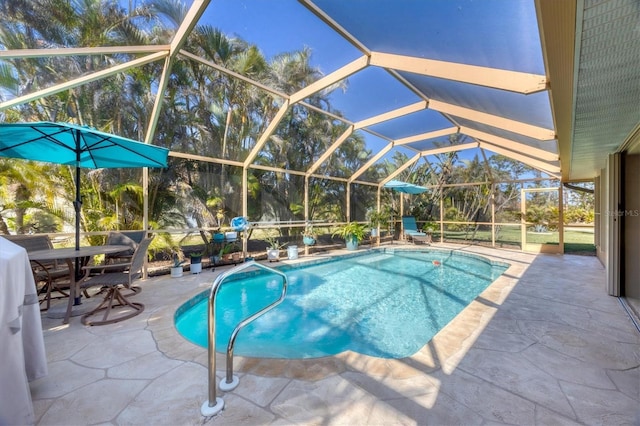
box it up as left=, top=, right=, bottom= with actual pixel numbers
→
left=201, top=260, right=288, bottom=417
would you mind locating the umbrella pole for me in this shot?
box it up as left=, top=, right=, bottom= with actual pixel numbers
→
left=74, top=164, right=81, bottom=252
left=400, top=193, right=404, bottom=240
left=73, top=132, right=82, bottom=304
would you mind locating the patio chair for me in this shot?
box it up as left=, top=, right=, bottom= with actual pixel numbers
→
left=401, top=216, right=430, bottom=244
left=4, top=234, right=73, bottom=310
left=72, top=236, right=153, bottom=326
left=102, top=231, right=148, bottom=295
left=104, top=230, right=147, bottom=264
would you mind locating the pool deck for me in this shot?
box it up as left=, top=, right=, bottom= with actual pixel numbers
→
left=31, top=243, right=640, bottom=425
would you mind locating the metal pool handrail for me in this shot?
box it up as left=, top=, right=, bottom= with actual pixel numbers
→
left=201, top=260, right=288, bottom=417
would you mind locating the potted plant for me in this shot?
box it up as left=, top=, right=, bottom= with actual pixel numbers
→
left=332, top=222, right=367, bottom=251
left=190, top=251, right=203, bottom=274
left=367, top=210, right=389, bottom=238
left=219, top=243, right=233, bottom=262
left=209, top=245, right=220, bottom=267
left=212, top=231, right=225, bottom=243
left=265, top=236, right=286, bottom=262
left=171, top=253, right=185, bottom=278
left=302, top=224, right=317, bottom=246
left=422, top=221, right=437, bottom=244
left=230, top=244, right=242, bottom=264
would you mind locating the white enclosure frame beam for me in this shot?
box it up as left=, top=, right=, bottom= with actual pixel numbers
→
left=349, top=144, right=393, bottom=183
left=428, top=99, right=556, bottom=140
left=145, top=56, right=172, bottom=145
left=170, top=151, right=243, bottom=167
left=299, top=0, right=372, bottom=55
left=244, top=101, right=291, bottom=167
left=370, top=52, right=548, bottom=94
left=0, top=52, right=168, bottom=111
left=249, top=164, right=307, bottom=176
left=380, top=153, right=422, bottom=185
left=306, top=126, right=354, bottom=176
left=142, top=0, right=210, bottom=242
left=354, top=101, right=427, bottom=129
left=462, top=127, right=558, bottom=162
left=169, top=0, right=211, bottom=59
left=0, top=45, right=169, bottom=59
left=290, top=56, right=369, bottom=104
left=479, top=141, right=561, bottom=175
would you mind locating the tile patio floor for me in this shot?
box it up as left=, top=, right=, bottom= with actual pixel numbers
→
left=31, top=244, right=640, bottom=425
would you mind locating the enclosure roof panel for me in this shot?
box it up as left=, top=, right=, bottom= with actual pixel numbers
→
left=366, top=110, right=454, bottom=141
left=402, top=74, right=555, bottom=130
left=311, top=0, right=546, bottom=74
left=2, top=0, right=637, bottom=182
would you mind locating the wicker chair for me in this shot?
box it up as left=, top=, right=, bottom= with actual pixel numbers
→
left=72, top=237, right=153, bottom=326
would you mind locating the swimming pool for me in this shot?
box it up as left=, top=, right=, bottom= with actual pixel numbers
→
left=175, top=249, right=508, bottom=359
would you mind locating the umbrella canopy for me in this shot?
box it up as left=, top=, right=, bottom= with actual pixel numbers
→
left=383, top=180, right=428, bottom=194
left=0, top=121, right=169, bottom=250
left=0, top=121, right=168, bottom=169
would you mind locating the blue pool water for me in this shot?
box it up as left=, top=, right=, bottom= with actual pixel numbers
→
left=175, top=249, right=508, bottom=359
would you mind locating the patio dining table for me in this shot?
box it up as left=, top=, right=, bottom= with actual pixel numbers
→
left=28, top=244, right=130, bottom=324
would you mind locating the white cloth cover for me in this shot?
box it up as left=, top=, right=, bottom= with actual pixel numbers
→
left=0, top=237, right=48, bottom=426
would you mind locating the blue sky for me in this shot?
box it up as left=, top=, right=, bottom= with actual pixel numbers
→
left=203, top=0, right=360, bottom=74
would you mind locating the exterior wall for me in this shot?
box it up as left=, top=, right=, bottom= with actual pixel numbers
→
left=623, top=154, right=640, bottom=316
left=595, top=150, right=640, bottom=319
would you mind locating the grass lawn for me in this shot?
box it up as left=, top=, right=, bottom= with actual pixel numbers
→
left=439, top=226, right=595, bottom=255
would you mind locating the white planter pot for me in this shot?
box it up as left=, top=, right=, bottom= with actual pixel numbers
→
left=225, top=231, right=238, bottom=242
left=190, top=262, right=202, bottom=274
left=267, top=249, right=280, bottom=262
left=345, top=238, right=359, bottom=251
left=287, top=245, right=299, bottom=260
left=370, top=228, right=379, bottom=237
left=170, top=266, right=183, bottom=278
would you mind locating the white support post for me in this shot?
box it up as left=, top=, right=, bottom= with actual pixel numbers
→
left=491, top=183, right=496, bottom=247
left=346, top=183, right=351, bottom=223
left=304, top=176, right=309, bottom=256
left=439, top=192, right=444, bottom=243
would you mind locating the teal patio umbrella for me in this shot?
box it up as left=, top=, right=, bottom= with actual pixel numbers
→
left=0, top=121, right=169, bottom=251
left=383, top=179, right=428, bottom=194
left=383, top=179, right=428, bottom=221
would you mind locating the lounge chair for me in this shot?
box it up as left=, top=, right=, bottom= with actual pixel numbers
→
left=72, top=236, right=153, bottom=326
left=401, top=216, right=430, bottom=244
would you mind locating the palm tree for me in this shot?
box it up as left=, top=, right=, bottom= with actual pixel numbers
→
left=0, top=0, right=170, bottom=237
left=0, top=159, right=62, bottom=234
